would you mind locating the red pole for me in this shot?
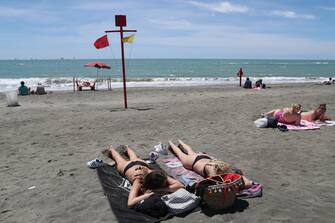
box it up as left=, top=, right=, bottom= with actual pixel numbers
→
left=119, top=25, right=128, bottom=109
left=237, top=68, right=243, bottom=87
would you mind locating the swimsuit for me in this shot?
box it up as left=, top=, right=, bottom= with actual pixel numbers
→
left=191, top=154, right=212, bottom=177
left=274, top=111, right=285, bottom=123
left=123, top=160, right=149, bottom=176
left=274, top=111, right=296, bottom=124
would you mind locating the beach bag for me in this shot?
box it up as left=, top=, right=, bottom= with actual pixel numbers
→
left=254, top=117, right=278, bottom=128
left=254, top=117, right=268, bottom=128
left=5, top=91, right=19, bottom=107
left=161, top=188, right=200, bottom=215
left=195, top=173, right=244, bottom=210
left=267, top=117, right=278, bottom=128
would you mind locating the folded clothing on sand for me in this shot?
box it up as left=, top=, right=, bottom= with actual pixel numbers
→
left=133, top=194, right=169, bottom=218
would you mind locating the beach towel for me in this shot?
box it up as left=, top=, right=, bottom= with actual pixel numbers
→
left=314, top=120, right=335, bottom=127
left=97, top=165, right=171, bottom=223
left=156, top=155, right=204, bottom=187
left=279, top=120, right=320, bottom=131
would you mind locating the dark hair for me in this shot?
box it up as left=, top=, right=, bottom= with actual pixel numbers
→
left=20, top=81, right=25, bottom=85
left=142, top=170, right=167, bottom=190
left=318, top=104, right=326, bottom=111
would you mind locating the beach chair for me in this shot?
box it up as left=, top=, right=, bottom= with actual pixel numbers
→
left=76, top=79, right=96, bottom=91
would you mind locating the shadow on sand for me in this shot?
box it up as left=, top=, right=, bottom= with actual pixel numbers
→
left=110, top=107, right=154, bottom=112
left=201, top=199, right=249, bottom=217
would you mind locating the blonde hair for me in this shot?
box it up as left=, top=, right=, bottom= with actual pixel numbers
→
left=207, top=160, right=233, bottom=175
left=291, top=103, right=301, bottom=113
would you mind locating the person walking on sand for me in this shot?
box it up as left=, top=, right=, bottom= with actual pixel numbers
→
left=301, top=104, right=331, bottom=122
left=263, top=103, right=301, bottom=125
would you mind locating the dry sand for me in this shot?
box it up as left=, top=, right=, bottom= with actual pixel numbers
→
left=0, top=83, right=334, bottom=223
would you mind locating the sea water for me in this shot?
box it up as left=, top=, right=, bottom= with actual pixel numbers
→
left=0, top=59, right=334, bottom=92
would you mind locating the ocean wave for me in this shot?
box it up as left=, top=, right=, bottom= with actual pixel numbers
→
left=312, top=62, right=329, bottom=65
left=0, top=76, right=330, bottom=92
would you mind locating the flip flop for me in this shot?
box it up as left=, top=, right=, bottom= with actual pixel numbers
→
left=86, top=159, right=106, bottom=169
left=278, top=125, right=288, bottom=132
left=237, top=183, right=263, bottom=198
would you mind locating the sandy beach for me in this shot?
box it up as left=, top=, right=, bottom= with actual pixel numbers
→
left=0, top=83, right=334, bottom=223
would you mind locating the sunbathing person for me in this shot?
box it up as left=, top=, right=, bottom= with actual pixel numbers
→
left=322, top=78, right=332, bottom=85
left=106, top=145, right=184, bottom=208
left=264, top=103, right=301, bottom=125
left=168, top=140, right=257, bottom=189
left=301, top=104, right=331, bottom=122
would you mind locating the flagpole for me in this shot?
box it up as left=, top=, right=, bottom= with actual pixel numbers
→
left=119, top=25, right=128, bottom=109
left=105, top=15, right=137, bottom=109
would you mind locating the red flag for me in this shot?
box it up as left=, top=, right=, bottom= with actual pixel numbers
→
left=94, top=35, right=109, bottom=49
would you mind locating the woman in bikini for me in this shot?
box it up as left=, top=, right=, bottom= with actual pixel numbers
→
left=168, top=140, right=256, bottom=188
left=264, top=103, right=301, bottom=125
left=301, top=104, right=331, bottom=122
left=107, top=145, right=184, bottom=208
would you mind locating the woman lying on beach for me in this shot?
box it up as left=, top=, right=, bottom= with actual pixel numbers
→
left=263, top=103, right=301, bottom=125
left=106, top=145, right=184, bottom=208
left=168, top=140, right=257, bottom=189
left=301, top=104, right=331, bottom=122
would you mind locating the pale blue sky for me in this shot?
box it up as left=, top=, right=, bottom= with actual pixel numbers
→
left=0, top=0, right=335, bottom=59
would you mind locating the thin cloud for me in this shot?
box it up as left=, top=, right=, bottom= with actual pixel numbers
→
left=0, top=6, right=37, bottom=18
left=319, top=6, right=335, bottom=11
left=148, top=19, right=194, bottom=29
left=188, top=1, right=249, bottom=13
left=0, top=6, right=58, bottom=23
left=76, top=2, right=131, bottom=11
left=270, top=10, right=315, bottom=20
left=138, top=30, right=335, bottom=59
left=147, top=18, right=247, bottom=33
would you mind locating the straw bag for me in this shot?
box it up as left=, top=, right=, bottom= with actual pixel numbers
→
left=195, top=173, right=244, bottom=209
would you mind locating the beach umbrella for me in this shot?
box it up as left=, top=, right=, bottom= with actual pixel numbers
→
left=84, top=62, right=111, bottom=78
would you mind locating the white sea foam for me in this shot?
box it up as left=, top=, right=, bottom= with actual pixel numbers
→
left=0, top=76, right=330, bottom=92
left=312, top=61, right=329, bottom=65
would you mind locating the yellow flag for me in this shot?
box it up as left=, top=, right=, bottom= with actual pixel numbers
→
left=122, top=34, right=135, bottom=43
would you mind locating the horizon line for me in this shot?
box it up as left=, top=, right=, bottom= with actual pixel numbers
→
left=0, top=58, right=334, bottom=61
